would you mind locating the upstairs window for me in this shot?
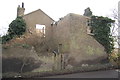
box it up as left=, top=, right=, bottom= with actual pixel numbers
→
left=87, top=20, right=94, bottom=35
left=36, top=24, right=46, bottom=37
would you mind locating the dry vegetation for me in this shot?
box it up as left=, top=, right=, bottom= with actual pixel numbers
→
left=109, top=48, right=120, bottom=67
left=2, top=33, right=54, bottom=74
left=2, top=33, right=119, bottom=78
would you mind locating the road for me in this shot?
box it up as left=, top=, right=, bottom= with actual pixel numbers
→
left=45, top=70, right=120, bottom=78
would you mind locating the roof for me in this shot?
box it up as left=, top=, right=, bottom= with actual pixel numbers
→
left=23, top=9, right=54, bottom=21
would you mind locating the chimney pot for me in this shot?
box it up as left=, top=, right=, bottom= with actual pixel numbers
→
left=22, top=2, right=24, bottom=8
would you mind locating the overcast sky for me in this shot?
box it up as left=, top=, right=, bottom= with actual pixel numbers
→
left=0, top=0, right=119, bottom=36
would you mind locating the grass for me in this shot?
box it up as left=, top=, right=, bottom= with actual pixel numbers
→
left=31, top=55, right=54, bottom=73
left=32, top=68, right=52, bottom=73
left=13, top=43, right=31, bottom=49
left=38, top=55, right=54, bottom=63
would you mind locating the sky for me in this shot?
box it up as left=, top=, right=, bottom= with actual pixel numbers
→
left=0, top=0, right=119, bottom=36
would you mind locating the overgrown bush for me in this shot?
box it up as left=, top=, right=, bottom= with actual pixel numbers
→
left=2, top=17, right=26, bottom=44
left=8, top=17, right=26, bottom=37
left=90, top=16, right=115, bottom=54
left=2, top=34, right=13, bottom=44
left=109, top=52, right=120, bottom=67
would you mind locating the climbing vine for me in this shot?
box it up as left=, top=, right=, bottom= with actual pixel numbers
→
left=2, top=17, right=26, bottom=44
left=90, top=16, right=115, bottom=54
left=8, top=16, right=26, bottom=37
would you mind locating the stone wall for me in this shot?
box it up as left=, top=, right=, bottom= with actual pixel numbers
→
left=22, top=8, right=107, bottom=66
left=52, top=13, right=107, bottom=66
left=23, top=9, right=54, bottom=52
left=51, top=14, right=71, bottom=52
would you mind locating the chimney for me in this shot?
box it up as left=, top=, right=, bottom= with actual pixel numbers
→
left=17, top=2, right=25, bottom=17
left=22, top=2, right=24, bottom=8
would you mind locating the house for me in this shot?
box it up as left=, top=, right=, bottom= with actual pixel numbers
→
left=17, top=3, right=107, bottom=66
left=51, top=13, right=107, bottom=65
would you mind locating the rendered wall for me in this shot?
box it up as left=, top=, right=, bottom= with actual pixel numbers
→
left=23, top=9, right=54, bottom=51
left=52, top=13, right=107, bottom=66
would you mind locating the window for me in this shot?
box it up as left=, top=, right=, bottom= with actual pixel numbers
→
left=87, top=20, right=91, bottom=26
left=36, top=24, right=46, bottom=37
left=87, top=20, right=94, bottom=35
left=87, top=26, right=94, bottom=35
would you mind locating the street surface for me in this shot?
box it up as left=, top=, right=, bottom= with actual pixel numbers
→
left=45, top=70, right=120, bottom=78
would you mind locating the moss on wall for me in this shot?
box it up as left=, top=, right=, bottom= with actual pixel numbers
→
left=70, top=36, right=79, bottom=50
left=62, top=43, right=69, bottom=53
left=86, top=46, right=104, bottom=56
left=86, top=46, right=94, bottom=55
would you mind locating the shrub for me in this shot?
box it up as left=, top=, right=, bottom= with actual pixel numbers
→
left=2, top=34, right=13, bottom=44
left=8, top=17, right=26, bottom=37
left=90, top=16, right=115, bottom=54
left=2, top=17, right=26, bottom=44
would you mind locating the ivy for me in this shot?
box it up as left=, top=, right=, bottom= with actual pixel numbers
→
left=90, top=16, right=115, bottom=54
left=2, top=17, right=26, bottom=44
left=8, top=16, right=26, bottom=37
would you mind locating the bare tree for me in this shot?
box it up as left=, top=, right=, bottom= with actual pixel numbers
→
left=111, top=8, right=120, bottom=48
left=118, top=1, right=120, bottom=48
